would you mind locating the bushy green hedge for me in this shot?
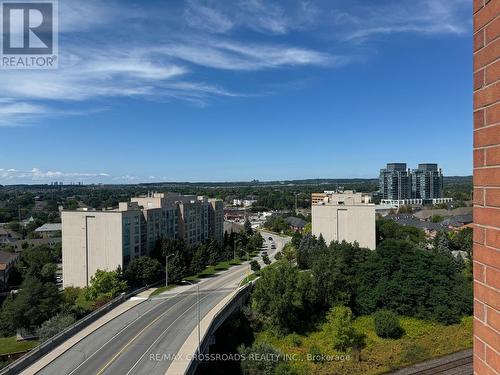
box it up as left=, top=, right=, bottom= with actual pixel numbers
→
left=373, top=310, right=404, bottom=339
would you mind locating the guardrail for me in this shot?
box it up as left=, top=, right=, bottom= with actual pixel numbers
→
left=0, top=283, right=157, bottom=375
left=185, top=282, right=254, bottom=375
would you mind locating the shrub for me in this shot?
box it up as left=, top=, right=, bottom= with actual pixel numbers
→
left=308, top=345, right=324, bottom=363
left=326, top=306, right=365, bottom=352
left=37, top=314, right=76, bottom=342
left=288, top=333, right=302, bottom=347
left=250, top=260, right=261, bottom=273
left=373, top=310, right=404, bottom=339
left=400, top=343, right=429, bottom=364
left=239, top=342, right=283, bottom=375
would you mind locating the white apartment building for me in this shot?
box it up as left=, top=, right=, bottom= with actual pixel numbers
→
left=62, top=193, right=224, bottom=288
left=312, top=190, right=376, bottom=250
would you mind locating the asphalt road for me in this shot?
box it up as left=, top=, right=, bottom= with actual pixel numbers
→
left=32, top=232, right=286, bottom=375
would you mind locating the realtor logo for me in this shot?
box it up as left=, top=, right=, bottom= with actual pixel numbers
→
left=1, top=0, right=58, bottom=69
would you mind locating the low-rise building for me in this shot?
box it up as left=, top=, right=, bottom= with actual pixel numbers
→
left=312, top=190, right=376, bottom=250
left=381, top=197, right=453, bottom=208
left=0, top=227, right=18, bottom=246
left=285, top=217, right=307, bottom=232
left=34, top=223, right=62, bottom=238
left=0, top=251, right=19, bottom=291
left=232, top=198, right=257, bottom=207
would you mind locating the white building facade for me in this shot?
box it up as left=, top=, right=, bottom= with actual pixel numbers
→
left=312, top=191, right=376, bottom=250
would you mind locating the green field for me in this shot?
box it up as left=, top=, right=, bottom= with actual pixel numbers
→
left=153, top=258, right=248, bottom=294
left=239, top=272, right=259, bottom=286
left=254, top=315, right=473, bottom=375
left=0, top=336, right=38, bottom=356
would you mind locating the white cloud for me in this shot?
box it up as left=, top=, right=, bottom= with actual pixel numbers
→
left=0, top=0, right=470, bottom=128
left=0, top=167, right=110, bottom=182
left=185, top=1, right=234, bottom=33
left=0, top=101, right=51, bottom=127
left=183, top=0, right=319, bottom=35
left=332, top=0, right=469, bottom=42
left=154, top=39, right=335, bottom=71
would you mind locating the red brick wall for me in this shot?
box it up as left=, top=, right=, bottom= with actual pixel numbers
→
left=474, top=1, right=500, bottom=374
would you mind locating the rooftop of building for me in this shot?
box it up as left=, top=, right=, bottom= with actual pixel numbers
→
left=313, top=190, right=373, bottom=206
left=0, top=251, right=19, bottom=269
left=285, top=217, right=307, bottom=228
left=35, top=223, right=62, bottom=232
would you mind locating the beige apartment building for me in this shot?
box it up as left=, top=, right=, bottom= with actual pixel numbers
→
left=62, top=202, right=143, bottom=288
left=311, top=190, right=376, bottom=250
left=62, top=193, right=224, bottom=288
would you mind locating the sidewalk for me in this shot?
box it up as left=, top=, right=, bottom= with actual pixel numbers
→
left=20, top=288, right=156, bottom=375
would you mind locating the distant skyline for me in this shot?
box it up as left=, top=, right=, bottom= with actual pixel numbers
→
left=0, top=0, right=472, bottom=184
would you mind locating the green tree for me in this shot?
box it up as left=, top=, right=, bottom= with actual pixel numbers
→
left=40, top=263, right=57, bottom=283
left=325, top=306, right=365, bottom=352
left=356, top=240, right=471, bottom=324
left=125, top=256, right=163, bottom=287
left=207, top=240, right=220, bottom=265
left=190, top=244, right=208, bottom=275
left=251, top=261, right=313, bottom=334
left=311, top=241, right=370, bottom=311
left=376, top=219, right=426, bottom=245
left=244, top=218, right=253, bottom=235
left=281, top=243, right=297, bottom=263
left=262, top=254, right=271, bottom=266
left=17, top=244, right=59, bottom=280
left=0, top=277, right=61, bottom=332
left=85, top=269, right=127, bottom=301
left=250, top=260, right=261, bottom=273
left=161, top=238, right=190, bottom=284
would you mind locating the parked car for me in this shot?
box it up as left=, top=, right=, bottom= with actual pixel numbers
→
left=268, top=236, right=273, bottom=241
left=271, top=244, right=276, bottom=249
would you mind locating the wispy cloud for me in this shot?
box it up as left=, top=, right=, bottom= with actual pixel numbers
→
left=153, top=38, right=335, bottom=71
left=184, top=0, right=320, bottom=35
left=0, top=0, right=470, bottom=128
left=332, top=0, right=470, bottom=42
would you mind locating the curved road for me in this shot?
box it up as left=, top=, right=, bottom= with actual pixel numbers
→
left=24, top=232, right=287, bottom=375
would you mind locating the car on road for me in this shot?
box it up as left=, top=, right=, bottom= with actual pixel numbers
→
left=268, top=236, right=273, bottom=240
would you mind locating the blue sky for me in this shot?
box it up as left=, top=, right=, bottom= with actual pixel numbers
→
left=0, top=0, right=472, bottom=184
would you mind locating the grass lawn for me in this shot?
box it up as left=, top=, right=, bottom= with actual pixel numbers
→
left=0, top=337, right=38, bottom=356
left=254, top=315, right=473, bottom=375
left=150, top=284, right=179, bottom=297
left=239, top=272, right=259, bottom=286
left=172, top=258, right=247, bottom=284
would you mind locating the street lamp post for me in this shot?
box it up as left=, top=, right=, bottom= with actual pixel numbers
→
left=233, top=239, right=242, bottom=262
left=183, top=280, right=201, bottom=355
left=242, top=250, right=251, bottom=276
left=165, top=254, right=174, bottom=287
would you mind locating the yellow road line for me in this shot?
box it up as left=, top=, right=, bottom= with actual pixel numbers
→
left=95, top=297, right=194, bottom=375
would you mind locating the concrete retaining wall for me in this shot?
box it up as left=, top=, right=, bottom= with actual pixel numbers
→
left=185, top=283, right=253, bottom=375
